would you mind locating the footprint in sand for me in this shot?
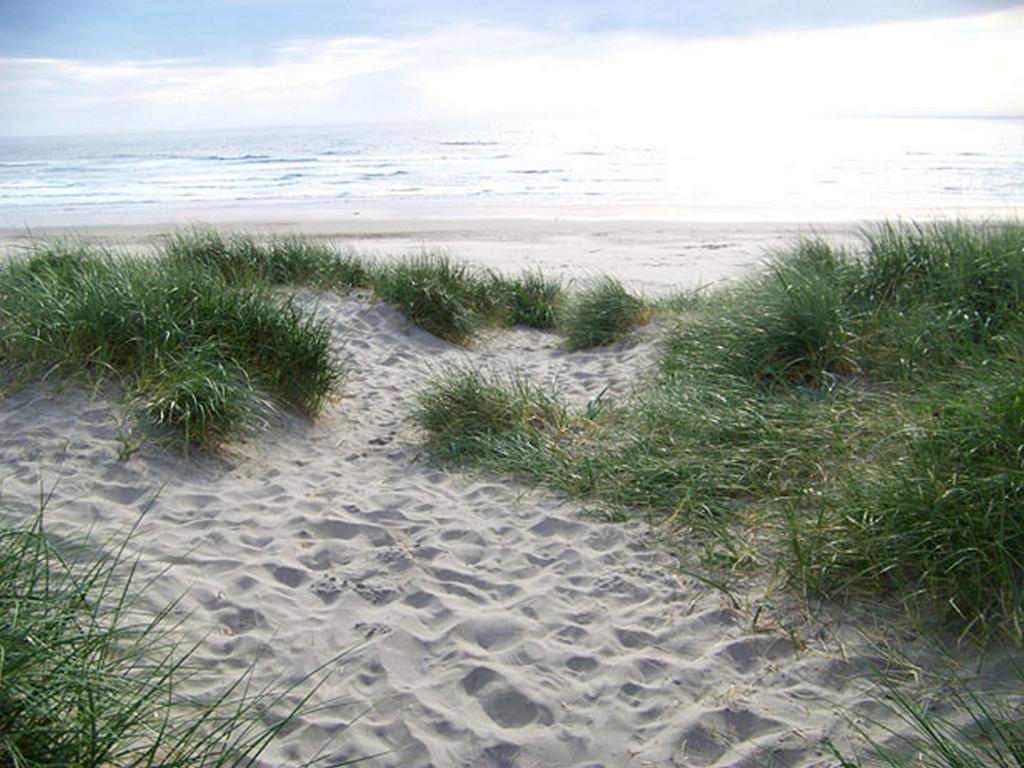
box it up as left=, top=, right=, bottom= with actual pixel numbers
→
left=460, top=667, right=554, bottom=730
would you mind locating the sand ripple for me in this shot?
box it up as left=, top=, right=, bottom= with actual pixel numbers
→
left=0, top=292, right=994, bottom=766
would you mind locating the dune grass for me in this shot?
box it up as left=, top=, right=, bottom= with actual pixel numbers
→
left=0, top=232, right=627, bottom=446
left=160, top=231, right=627, bottom=347
left=165, top=231, right=571, bottom=340
left=0, top=242, right=341, bottom=448
left=0, top=509, right=337, bottom=767
left=663, top=222, right=1024, bottom=386
left=367, top=253, right=490, bottom=344
left=789, top=360, right=1024, bottom=637
left=414, top=368, right=571, bottom=462
left=560, top=276, right=649, bottom=350
left=831, top=669, right=1024, bottom=768
left=369, top=253, right=571, bottom=343
left=488, top=269, right=565, bottom=329
left=164, top=228, right=369, bottom=289
left=413, top=220, right=1024, bottom=641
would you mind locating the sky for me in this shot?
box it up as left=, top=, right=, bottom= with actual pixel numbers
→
left=0, top=0, right=1022, bottom=135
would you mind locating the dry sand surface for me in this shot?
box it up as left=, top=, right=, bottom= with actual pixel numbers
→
left=0, top=219, right=1014, bottom=766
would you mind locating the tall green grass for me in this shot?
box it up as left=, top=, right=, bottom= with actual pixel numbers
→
left=851, top=222, right=1024, bottom=379
left=137, top=349, right=260, bottom=448
left=414, top=221, right=1024, bottom=640
left=160, top=231, right=604, bottom=345
left=560, top=276, right=649, bottom=350
left=0, top=234, right=577, bottom=446
left=790, top=361, right=1024, bottom=637
left=0, top=510, right=338, bottom=766
left=414, top=368, right=570, bottom=461
left=369, top=254, right=567, bottom=343
left=368, top=253, right=487, bottom=344
left=488, top=269, right=565, bottom=329
left=0, top=243, right=341, bottom=448
left=165, top=229, right=369, bottom=289
left=663, top=223, right=1024, bottom=385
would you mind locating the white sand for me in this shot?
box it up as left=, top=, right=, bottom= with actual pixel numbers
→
left=0, top=219, right=1015, bottom=766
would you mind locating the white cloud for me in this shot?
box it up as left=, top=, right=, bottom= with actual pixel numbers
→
left=1, top=7, right=1021, bottom=135
left=409, top=9, right=1024, bottom=126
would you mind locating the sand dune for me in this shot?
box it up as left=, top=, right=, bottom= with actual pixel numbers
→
left=1, top=222, right=1015, bottom=766
left=0, top=283, right=964, bottom=768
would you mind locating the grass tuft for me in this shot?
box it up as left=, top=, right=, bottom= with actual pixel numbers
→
left=412, top=368, right=569, bottom=462
left=489, top=270, right=565, bottom=329
left=560, top=276, right=649, bottom=350
left=138, top=346, right=264, bottom=448
left=164, top=228, right=369, bottom=289
left=368, top=256, right=568, bottom=342
left=0, top=242, right=341, bottom=448
left=739, top=240, right=860, bottom=384
left=663, top=239, right=859, bottom=386
left=370, top=253, right=488, bottom=344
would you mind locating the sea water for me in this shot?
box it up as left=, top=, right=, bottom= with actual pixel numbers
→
left=0, top=116, right=1021, bottom=226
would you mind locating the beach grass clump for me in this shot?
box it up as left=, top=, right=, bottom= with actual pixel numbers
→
left=179, top=280, right=338, bottom=416
left=664, top=223, right=1024, bottom=386
left=789, top=361, right=1024, bottom=636
left=0, top=513, right=328, bottom=766
left=412, top=368, right=570, bottom=462
left=0, top=242, right=340, bottom=447
left=137, top=346, right=262, bottom=447
left=663, top=238, right=859, bottom=386
left=488, top=270, right=565, bottom=329
left=370, top=253, right=491, bottom=344
left=738, top=240, right=860, bottom=385
left=858, top=220, right=1024, bottom=316
left=262, top=235, right=369, bottom=289
left=560, top=276, right=649, bottom=350
left=852, top=221, right=1024, bottom=378
left=164, top=228, right=369, bottom=289
left=413, top=360, right=837, bottom=525
left=164, top=228, right=243, bottom=278
left=164, top=231, right=563, bottom=341
left=596, top=372, right=831, bottom=512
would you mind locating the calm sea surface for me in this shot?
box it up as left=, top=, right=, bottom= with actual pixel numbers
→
left=0, top=117, right=1021, bottom=225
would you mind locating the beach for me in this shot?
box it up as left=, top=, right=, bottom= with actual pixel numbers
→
left=2, top=215, right=1021, bottom=766
left=4, top=0, right=1023, bottom=761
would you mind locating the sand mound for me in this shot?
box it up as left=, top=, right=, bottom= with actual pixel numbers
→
left=0, top=291, right=993, bottom=766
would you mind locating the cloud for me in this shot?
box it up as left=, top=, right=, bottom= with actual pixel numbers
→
left=409, top=9, right=1024, bottom=124
left=1, top=7, right=1021, bottom=135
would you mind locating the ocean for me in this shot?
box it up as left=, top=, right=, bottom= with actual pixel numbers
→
left=0, top=116, right=1021, bottom=226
